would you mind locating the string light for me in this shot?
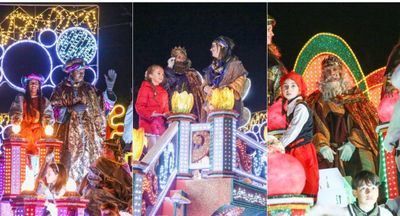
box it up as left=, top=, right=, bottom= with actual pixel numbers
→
left=0, top=6, right=98, bottom=46
left=55, top=27, right=97, bottom=64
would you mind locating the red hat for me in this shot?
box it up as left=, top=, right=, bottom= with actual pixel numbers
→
left=279, top=71, right=307, bottom=98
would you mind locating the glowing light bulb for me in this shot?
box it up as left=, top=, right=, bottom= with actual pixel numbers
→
left=66, top=178, right=77, bottom=192
left=12, top=124, right=21, bottom=134
left=44, top=125, right=54, bottom=136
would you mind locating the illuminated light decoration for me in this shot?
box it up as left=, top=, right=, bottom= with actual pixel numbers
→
left=208, top=111, right=238, bottom=177
left=38, top=29, right=57, bottom=48
left=0, top=45, right=4, bottom=59
left=241, top=111, right=267, bottom=144
left=156, top=142, right=175, bottom=190
left=363, top=67, right=387, bottom=108
left=1, top=40, right=53, bottom=92
left=11, top=124, right=21, bottom=134
left=0, top=6, right=98, bottom=46
left=0, top=138, right=27, bottom=197
left=168, top=114, right=196, bottom=178
left=376, top=124, right=399, bottom=199
left=0, top=6, right=99, bottom=95
left=107, top=104, right=126, bottom=139
left=56, top=27, right=97, bottom=64
left=294, top=33, right=369, bottom=97
left=44, top=125, right=54, bottom=136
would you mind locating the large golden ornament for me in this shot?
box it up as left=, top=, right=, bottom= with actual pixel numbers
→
left=210, top=87, right=235, bottom=110
left=171, top=91, right=194, bottom=114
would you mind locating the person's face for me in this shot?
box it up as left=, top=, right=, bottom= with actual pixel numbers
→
left=149, top=67, right=164, bottom=86
left=71, top=68, right=85, bottom=82
left=354, top=181, right=379, bottom=207
left=175, top=52, right=187, bottom=63
left=28, top=80, right=40, bottom=96
left=323, top=65, right=341, bottom=81
left=45, top=167, right=58, bottom=185
left=282, top=79, right=300, bottom=101
left=102, top=146, right=116, bottom=160
left=267, top=24, right=274, bottom=45
left=210, top=42, right=221, bottom=59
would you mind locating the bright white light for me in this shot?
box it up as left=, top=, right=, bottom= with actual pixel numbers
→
left=44, top=125, right=54, bottom=136
left=65, top=178, right=77, bottom=192
left=56, top=27, right=97, bottom=64
left=21, top=178, right=34, bottom=192
left=11, top=124, right=21, bottom=134
left=1, top=40, right=53, bottom=93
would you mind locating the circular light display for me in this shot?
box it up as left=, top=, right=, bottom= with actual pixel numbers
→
left=38, top=29, right=58, bottom=48
left=1, top=40, right=53, bottom=92
left=56, top=27, right=97, bottom=64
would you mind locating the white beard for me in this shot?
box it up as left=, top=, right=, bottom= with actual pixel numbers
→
left=319, top=77, right=349, bottom=101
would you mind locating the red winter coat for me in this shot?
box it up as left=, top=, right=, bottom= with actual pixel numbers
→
left=135, top=81, right=169, bottom=135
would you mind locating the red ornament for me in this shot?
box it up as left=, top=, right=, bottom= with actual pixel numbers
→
left=268, top=152, right=306, bottom=196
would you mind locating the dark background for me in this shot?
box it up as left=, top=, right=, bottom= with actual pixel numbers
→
left=133, top=3, right=266, bottom=127
left=269, top=3, right=400, bottom=74
left=0, top=3, right=132, bottom=112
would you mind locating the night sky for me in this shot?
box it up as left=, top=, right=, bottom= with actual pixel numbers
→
left=269, top=3, right=400, bottom=74
left=0, top=3, right=132, bottom=112
left=134, top=3, right=266, bottom=127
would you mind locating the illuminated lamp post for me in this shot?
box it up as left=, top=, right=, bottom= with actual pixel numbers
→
left=168, top=91, right=196, bottom=179
left=56, top=179, right=89, bottom=216
left=206, top=88, right=238, bottom=177
left=37, top=125, right=62, bottom=168
left=10, top=177, right=46, bottom=216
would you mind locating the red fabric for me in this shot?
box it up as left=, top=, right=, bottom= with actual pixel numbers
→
left=135, top=81, right=169, bottom=135
left=267, top=98, right=287, bottom=130
left=280, top=71, right=307, bottom=98
left=21, top=97, right=43, bottom=155
left=286, top=141, right=319, bottom=198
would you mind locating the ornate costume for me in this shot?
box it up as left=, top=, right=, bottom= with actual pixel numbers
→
left=80, top=140, right=132, bottom=216
left=50, top=58, right=116, bottom=183
left=80, top=156, right=132, bottom=216
left=307, top=88, right=379, bottom=178
left=279, top=72, right=319, bottom=199
left=203, top=36, right=248, bottom=124
left=9, top=73, right=54, bottom=155
left=164, top=47, right=206, bottom=121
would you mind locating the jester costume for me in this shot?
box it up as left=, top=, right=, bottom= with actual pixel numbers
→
left=50, top=59, right=116, bottom=184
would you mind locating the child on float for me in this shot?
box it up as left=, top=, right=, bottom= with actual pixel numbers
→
left=278, top=71, right=319, bottom=201
left=345, top=170, right=392, bottom=215
left=135, top=65, right=169, bottom=150
left=34, top=155, right=75, bottom=216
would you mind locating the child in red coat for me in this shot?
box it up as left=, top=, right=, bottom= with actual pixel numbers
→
left=279, top=71, right=319, bottom=201
left=135, top=65, right=169, bottom=149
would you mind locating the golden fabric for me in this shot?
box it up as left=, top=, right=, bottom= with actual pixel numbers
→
left=51, top=79, right=107, bottom=184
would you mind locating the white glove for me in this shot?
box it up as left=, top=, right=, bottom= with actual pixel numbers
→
left=167, top=57, right=175, bottom=68
left=338, top=141, right=356, bottom=162
left=320, top=146, right=336, bottom=163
